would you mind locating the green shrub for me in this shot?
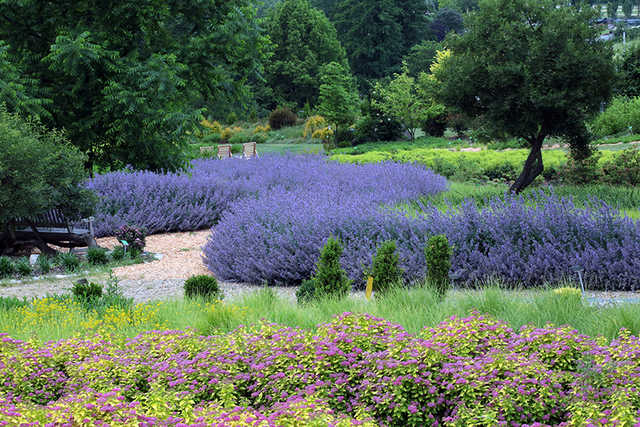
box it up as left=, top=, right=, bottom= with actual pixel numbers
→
left=15, top=257, right=32, bottom=276
left=314, top=237, right=351, bottom=299
left=296, top=278, right=317, bottom=305
left=72, top=279, right=103, bottom=301
left=601, top=147, right=640, bottom=186
left=268, top=107, right=297, bottom=130
left=425, top=234, right=452, bottom=299
left=36, top=255, right=51, bottom=274
left=114, top=225, right=146, bottom=257
left=110, top=246, right=125, bottom=261
left=561, top=151, right=602, bottom=185
left=590, top=96, right=640, bottom=137
left=228, top=130, right=267, bottom=144
left=225, top=111, right=238, bottom=125
left=184, top=275, right=222, bottom=300
left=57, top=253, right=80, bottom=272
left=420, top=111, right=448, bottom=137
left=0, top=296, right=29, bottom=310
left=201, top=132, right=222, bottom=145
left=0, top=256, right=15, bottom=278
left=371, top=240, right=402, bottom=296
left=87, top=247, right=109, bottom=265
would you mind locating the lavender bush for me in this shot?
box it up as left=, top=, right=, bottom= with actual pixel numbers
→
left=88, top=155, right=446, bottom=236
left=204, top=191, right=640, bottom=290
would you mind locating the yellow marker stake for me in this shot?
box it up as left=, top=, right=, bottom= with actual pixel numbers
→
left=366, top=276, right=373, bottom=300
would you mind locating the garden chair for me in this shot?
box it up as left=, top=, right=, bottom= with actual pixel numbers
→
left=217, top=144, right=232, bottom=159
left=242, top=141, right=258, bottom=159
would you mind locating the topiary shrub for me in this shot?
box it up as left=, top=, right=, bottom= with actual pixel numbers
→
left=296, top=278, right=317, bottom=305
left=268, top=107, right=297, bottom=130
left=371, top=240, right=403, bottom=296
left=87, top=247, right=109, bottom=265
left=425, top=234, right=452, bottom=299
left=72, top=278, right=103, bottom=301
left=314, top=237, right=351, bottom=299
left=0, top=256, right=15, bottom=278
left=15, top=257, right=32, bottom=276
left=184, top=274, right=222, bottom=300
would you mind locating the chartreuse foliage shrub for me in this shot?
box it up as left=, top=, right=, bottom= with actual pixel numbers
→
left=3, top=311, right=640, bottom=424
left=425, top=234, right=452, bottom=299
left=370, top=240, right=402, bottom=296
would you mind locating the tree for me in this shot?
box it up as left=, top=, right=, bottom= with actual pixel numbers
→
left=619, top=44, right=640, bottom=97
left=435, top=0, right=614, bottom=193
left=403, top=40, right=442, bottom=77
left=430, top=8, right=464, bottom=42
left=265, top=0, right=348, bottom=109
left=332, top=0, right=429, bottom=82
left=608, top=0, right=619, bottom=18
left=0, top=109, right=95, bottom=255
left=373, top=65, right=445, bottom=141
left=0, top=42, right=49, bottom=118
left=0, top=0, right=268, bottom=172
left=438, top=0, right=479, bottom=12
left=623, top=0, right=634, bottom=17
left=316, top=62, right=359, bottom=140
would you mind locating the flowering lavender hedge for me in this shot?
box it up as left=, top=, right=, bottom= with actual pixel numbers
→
left=87, top=155, right=446, bottom=236
left=204, top=191, right=640, bottom=290
left=1, top=312, right=640, bottom=425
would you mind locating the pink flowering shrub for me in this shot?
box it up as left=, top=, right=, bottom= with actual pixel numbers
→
left=2, top=314, right=640, bottom=425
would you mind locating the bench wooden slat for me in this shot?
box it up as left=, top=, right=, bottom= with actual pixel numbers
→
left=242, top=142, right=258, bottom=159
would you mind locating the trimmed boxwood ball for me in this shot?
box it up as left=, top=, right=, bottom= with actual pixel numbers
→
left=184, top=275, right=222, bottom=300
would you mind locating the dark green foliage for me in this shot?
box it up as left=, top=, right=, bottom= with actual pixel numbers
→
left=0, top=0, right=268, bottom=172
left=430, top=8, right=464, bottom=42
left=36, top=255, right=51, bottom=275
left=425, top=234, right=452, bottom=299
left=265, top=0, right=348, bottom=108
left=562, top=152, right=602, bottom=185
left=0, top=256, right=15, bottom=278
left=421, top=111, right=448, bottom=137
left=623, top=0, right=633, bottom=17
left=317, top=62, right=359, bottom=139
left=114, top=225, right=146, bottom=257
left=313, top=237, right=352, bottom=299
left=0, top=296, right=29, bottom=310
left=111, top=247, right=125, bottom=261
left=268, top=107, right=298, bottom=130
left=296, top=278, right=318, bottom=304
left=0, top=42, right=49, bottom=118
left=332, top=0, right=429, bottom=81
left=601, top=147, right=640, bottom=186
left=87, top=247, right=109, bottom=265
left=619, top=46, right=640, bottom=98
left=72, top=279, right=103, bottom=301
left=57, top=253, right=80, bottom=273
left=0, top=110, right=95, bottom=244
left=354, top=99, right=404, bottom=144
left=184, top=275, right=222, bottom=300
left=403, top=40, right=442, bottom=77
left=608, top=1, right=619, bottom=18
left=371, top=240, right=402, bottom=296
left=436, top=0, right=615, bottom=193
left=15, top=257, right=32, bottom=276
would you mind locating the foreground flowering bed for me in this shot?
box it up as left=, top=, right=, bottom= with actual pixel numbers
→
left=1, top=312, right=640, bottom=426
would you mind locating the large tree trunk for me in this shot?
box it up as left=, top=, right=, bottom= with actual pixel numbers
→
left=509, top=136, right=545, bottom=194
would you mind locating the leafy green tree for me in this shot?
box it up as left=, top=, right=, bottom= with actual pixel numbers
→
left=608, top=0, right=619, bottom=17
left=619, top=44, right=640, bottom=97
left=624, top=0, right=634, bottom=16
left=333, top=0, right=429, bottom=82
left=430, top=8, right=464, bottom=42
left=0, top=0, right=268, bottom=171
left=0, top=109, right=95, bottom=255
left=265, top=0, right=348, bottom=109
left=438, top=0, right=479, bottom=12
left=436, top=0, right=614, bottom=193
left=0, top=43, right=49, bottom=118
left=403, top=40, right=442, bottom=77
left=317, top=62, right=359, bottom=139
left=374, top=66, right=444, bottom=141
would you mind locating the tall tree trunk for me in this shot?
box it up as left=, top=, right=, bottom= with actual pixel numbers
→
left=509, top=136, right=545, bottom=193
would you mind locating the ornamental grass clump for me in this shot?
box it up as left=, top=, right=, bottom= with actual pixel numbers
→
left=184, top=275, right=222, bottom=301
left=0, top=256, right=14, bottom=278
left=86, top=247, right=109, bottom=265
left=370, top=240, right=402, bottom=296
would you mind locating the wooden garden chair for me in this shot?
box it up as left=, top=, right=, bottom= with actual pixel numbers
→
left=242, top=141, right=258, bottom=159
left=217, top=144, right=232, bottom=159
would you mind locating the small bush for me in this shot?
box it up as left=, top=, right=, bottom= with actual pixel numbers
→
left=15, top=257, right=32, bottom=276
left=57, top=253, right=80, bottom=272
left=420, top=111, right=448, bottom=137
left=201, top=119, right=223, bottom=133
left=184, top=275, right=222, bottom=300
left=72, top=278, right=103, bottom=301
left=225, top=111, right=238, bottom=125
left=114, top=225, right=146, bottom=257
left=110, top=246, right=125, bottom=261
left=561, top=152, right=602, bottom=185
left=87, top=247, right=109, bottom=265
left=268, top=107, right=297, bottom=130
left=36, top=255, right=51, bottom=274
left=228, top=130, right=267, bottom=145
left=0, top=256, right=15, bottom=278
left=371, top=240, right=402, bottom=296
left=425, top=234, right=452, bottom=299
left=296, top=278, right=317, bottom=305
left=201, top=132, right=222, bottom=145
left=303, top=115, right=328, bottom=138
left=314, top=237, right=351, bottom=299
left=601, top=147, right=640, bottom=186
left=0, top=295, right=29, bottom=310
left=590, top=96, right=640, bottom=137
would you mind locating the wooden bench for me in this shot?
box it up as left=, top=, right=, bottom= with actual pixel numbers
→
left=217, top=144, right=232, bottom=159
left=242, top=142, right=258, bottom=159
left=6, top=209, right=97, bottom=255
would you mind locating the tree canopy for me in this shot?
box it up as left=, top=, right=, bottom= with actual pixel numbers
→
left=436, top=0, right=615, bottom=193
left=0, top=0, right=268, bottom=171
left=265, top=0, right=347, bottom=109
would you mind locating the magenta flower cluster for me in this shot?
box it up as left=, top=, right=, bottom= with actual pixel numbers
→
left=1, top=314, right=640, bottom=425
